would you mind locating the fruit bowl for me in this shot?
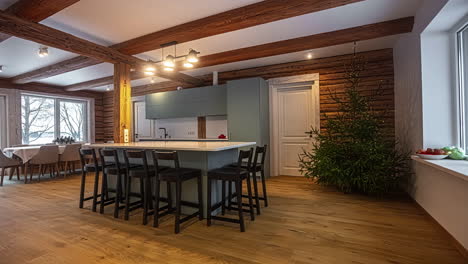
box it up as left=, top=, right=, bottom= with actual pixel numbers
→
left=417, top=154, right=448, bottom=160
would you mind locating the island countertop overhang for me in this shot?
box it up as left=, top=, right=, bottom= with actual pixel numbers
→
left=87, top=141, right=256, bottom=152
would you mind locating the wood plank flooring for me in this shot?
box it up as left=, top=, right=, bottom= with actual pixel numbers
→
left=0, top=175, right=465, bottom=264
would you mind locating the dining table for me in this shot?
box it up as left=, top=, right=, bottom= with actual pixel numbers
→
left=3, top=145, right=67, bottom=163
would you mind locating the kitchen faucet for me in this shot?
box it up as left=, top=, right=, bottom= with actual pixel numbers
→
left=159, top=127, right=169, bottom=139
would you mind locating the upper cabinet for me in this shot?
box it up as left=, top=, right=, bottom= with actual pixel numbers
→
left=145, top=85, right=227, bottom=119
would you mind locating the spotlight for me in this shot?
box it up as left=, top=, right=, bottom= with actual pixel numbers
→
left=38, top=46, right=49, bottom=57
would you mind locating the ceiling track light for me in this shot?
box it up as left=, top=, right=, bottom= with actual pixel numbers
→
left=38, top=46, right=49, bottom=57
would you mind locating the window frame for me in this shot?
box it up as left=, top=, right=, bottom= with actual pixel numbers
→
left=21, top=93, right=90, bottom=144
left=456, top=20, right=468, bottom=151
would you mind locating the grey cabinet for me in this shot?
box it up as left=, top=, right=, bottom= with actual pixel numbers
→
left=227, top=77, right=269, bottom=146
left=145, top=85, right=227, bottom=119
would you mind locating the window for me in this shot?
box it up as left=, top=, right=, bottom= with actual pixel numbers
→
left=21, top=94, right=88, bottom=144
left=457, top=22, right=468, bottom=151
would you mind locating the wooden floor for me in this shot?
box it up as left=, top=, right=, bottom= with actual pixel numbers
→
left=0, top=174, right=465, bottom=264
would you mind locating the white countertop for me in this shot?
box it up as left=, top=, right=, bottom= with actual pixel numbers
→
left=88, top=141, right=256, bottom=152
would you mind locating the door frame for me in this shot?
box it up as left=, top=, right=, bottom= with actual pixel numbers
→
left=132, top=97, right=155, bottom=142
left=268, top=74, right=320, bottom=177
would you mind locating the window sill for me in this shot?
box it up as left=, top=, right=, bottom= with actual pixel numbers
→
left=411, top=155, right=468, bottom=182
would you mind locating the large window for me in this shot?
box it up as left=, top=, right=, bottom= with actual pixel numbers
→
left=21, top=94, right=88, bottom=144
left=457, top=22, right=468, bottom=150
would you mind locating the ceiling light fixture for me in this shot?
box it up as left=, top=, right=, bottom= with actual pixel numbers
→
left=183, top=61, right=193, bottom=68
left=106, top=85, right=111, bottom=91
left=142, top=42, right=200, bottom=74
left=306, top=53, right=313, bottom=59
left=186, top=49, right=199, bottom=63
left=150, top=77, right=156, bottom=83
left=38, top=46, right=49, bottom=57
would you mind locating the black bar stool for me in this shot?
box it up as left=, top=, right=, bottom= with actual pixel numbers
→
left=79, top=148, right=107, bottom=212
left=152, top=151, right=203, bottom=234
left=99, top=149, right=127, bottom=218
left=227, top=145, right=269, bottom=214
left=207, top=148, right=255, bottom=232
left=123, top=150, right=158, bottom=225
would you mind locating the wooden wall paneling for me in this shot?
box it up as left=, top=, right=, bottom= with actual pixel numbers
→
left=113, top=63, right=132, bottom=143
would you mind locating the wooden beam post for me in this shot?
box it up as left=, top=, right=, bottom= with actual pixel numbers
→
left=198, top=116, right=207, bottom=139
left=113, top=63, right=132, bottom=143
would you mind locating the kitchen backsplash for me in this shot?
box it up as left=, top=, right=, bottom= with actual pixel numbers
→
left=154, top=115, right=227, bottom=139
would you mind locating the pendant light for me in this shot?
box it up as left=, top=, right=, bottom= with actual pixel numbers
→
left=186, top=49, right=199, bottom=63
left=163, top=55, right=175, bottom=68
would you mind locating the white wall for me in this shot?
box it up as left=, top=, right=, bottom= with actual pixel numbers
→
left=394, top=0, right=468, bottom=251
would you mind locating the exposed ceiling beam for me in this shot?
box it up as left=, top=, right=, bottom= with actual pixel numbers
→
left=0, top=0, right=80, bottom=43
left=63, top=17, right=413, bottom=91
left=0, top=10, right=203, bottom=86
left=178, top=17, right=414, bottom=69
left=12, top=0, right=363, bottom=84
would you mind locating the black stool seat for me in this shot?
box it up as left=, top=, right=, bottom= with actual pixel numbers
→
left=128, top=166, right=168, bottom=177
left=226, top=162, right=262, bottom=171
left=159, top=168, right=201, bottom=181
left=208, top=167, right=249, bottom=180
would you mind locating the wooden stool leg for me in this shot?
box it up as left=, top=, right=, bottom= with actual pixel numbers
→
left=236, top=179, right=245, bottom=232
left=207, top=178, right=212, bottom=226
left=29, top=164, right=33, bottom=182
left=38, top=164, right=42, bottom=182
left=197, top=175, right=203, bottom=220
left=174, top=180, right=182, bottom=234
left=124, top=174, right=132, bottom=220
left=246, top=173, right=255, bottom=221
left=153, top=177, right=161, bottom=227
left=79, top=169, right=87, bottom=208
left=92, top=170, right=100, bottom=212
left=166, top=182, right=172, bottom=212
left=0, top=168, right=5, bottom=186
left=141, top=175, right=148, bottom=225
left=227, top=181, right=232, bottom=210
left=100, top=171, right=107, bottom=214
left=8, top=167, right=13, bottom=180
left=16, top=166, right=20, bottom=181
left=252, top=171, right=261, bottom=215
left=260, top=169, right=268, bottom=207
left=221, top=180, right=226, bottom=215
left=114, top=174, right=122, bottom=218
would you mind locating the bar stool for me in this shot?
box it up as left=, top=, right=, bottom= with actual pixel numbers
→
left=79, top=148, right=104, bottom=212
left=99, top=149, right=127, bottom=218
left=123, top=150, right=160, bottom=225
left=207, top=148, right=255, bottom=232
left=152, top=151, right=203, bottom=234
left=227, top=145, right=269, bottom=214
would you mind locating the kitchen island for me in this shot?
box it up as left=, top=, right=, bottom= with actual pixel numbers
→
left=88, top=141, right=256, bottom=216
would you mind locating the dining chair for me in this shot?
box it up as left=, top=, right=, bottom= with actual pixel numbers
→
left=28, top=145, right=60, bottom=182
left=0, top=150, right=22, bottom=186
left=59, top=144, right=81, bottom=177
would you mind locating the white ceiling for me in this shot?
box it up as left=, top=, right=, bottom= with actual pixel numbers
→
left=0, top=0, right=423, bottom=91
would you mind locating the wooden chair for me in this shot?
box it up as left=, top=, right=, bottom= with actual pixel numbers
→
left=207, top=148, right=255, bottom=232
left=226, top=145, right=269, bottom=214
left=28, top=145, right=60, bottom=182
left=60, top=144, right=81, bottom=177
left=0, top=150, right=22, bottom=186
left=152, top=151, right=203, bottom=234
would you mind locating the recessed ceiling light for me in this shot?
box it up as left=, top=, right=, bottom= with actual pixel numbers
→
left=38, top=46, right=49, bottom=57
left=106, top=85, right=111, bottom=91
left=306, top=53, right=313, bottom=60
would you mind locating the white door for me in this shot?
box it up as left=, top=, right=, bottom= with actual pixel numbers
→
left=275, top=83, right=318, bottom=176
left=133, top=102, right=154, bottom=141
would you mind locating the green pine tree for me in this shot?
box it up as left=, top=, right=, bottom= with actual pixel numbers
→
left=298, top=54, right=410, bottom=195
